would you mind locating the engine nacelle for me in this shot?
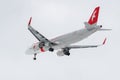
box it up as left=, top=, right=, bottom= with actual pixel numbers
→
left=56, top=50, right=65, bottom=56
left=39, top=42, right=45, bottom=48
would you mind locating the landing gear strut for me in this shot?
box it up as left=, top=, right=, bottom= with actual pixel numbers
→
left=33, top=53, right=37, bottom=60
left=48, top=42, right=54, bottom=52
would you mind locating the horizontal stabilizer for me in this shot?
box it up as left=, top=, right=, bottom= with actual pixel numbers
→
left=98, top=29, right=112, bottom=31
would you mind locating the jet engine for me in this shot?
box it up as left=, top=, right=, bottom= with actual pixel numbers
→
left=56, top=48, right=70, bottom=56
left=56, top=50, right=65, bottom=56
left=39, top=42, right=45, bottom=48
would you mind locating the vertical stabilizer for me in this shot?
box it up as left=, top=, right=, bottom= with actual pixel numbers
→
left=88, top=7, right=100, bottom=25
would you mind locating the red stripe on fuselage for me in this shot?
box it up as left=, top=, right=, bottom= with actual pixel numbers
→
left=40, top=47, right=45, bottom=52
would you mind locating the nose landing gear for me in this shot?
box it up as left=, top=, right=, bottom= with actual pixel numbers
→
left=33, top=53, right=37, bottom=60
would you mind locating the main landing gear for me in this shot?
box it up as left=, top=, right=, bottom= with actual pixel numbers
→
left=49, top=48, right=54, bottom=52
left=48, top=43, right=54, bottom=52
left=33, top=53, right=37, bottom=60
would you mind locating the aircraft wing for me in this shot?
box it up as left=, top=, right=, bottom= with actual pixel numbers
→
left=28, top=26, right=49, bottom=42
left=28, top=17, right=49, bottom=42
left=67, top=45, right=98, bottom=48
left=67, top=38, right=106, bottom=49
left=28, top=17, right=57, bottom=45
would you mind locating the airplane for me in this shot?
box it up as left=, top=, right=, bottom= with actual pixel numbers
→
left=26, top=6, right=109, bottom=60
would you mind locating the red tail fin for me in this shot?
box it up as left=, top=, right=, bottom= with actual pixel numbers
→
left=88, top=7, right=100, bottom=25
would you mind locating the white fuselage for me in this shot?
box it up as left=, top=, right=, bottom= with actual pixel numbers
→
left=26, top=26, right=100, bottom=55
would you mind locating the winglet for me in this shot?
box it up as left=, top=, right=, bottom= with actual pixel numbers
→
left=28, top=17, right=32, bottom=26
left=98, top=29, right=112, bottom=31
left=102, top=38, right=107, bottom=45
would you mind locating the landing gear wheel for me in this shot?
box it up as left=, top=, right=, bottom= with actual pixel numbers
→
left=49, top=48, right=54, bottom=52
left=65, top=52, right=70, bottom=56
left=33, top=57, right=36, bottom=60
left=33, top=53, right=37, bottom=60
left=67, top=52, right=70, bottom=56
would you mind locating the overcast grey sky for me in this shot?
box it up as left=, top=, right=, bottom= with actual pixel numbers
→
left=0, top=0, right=119, bottom=80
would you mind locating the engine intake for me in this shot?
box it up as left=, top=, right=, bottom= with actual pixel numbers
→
left=39, top=42, right=45, bottom=48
